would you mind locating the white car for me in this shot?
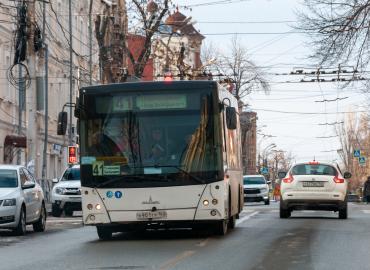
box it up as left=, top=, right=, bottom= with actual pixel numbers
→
left=51, top=165, right=81, bottom=217
left=279, top=161, right=351, bottom=219
left=243, top=175, right=270, bottom=205
left=0, top=165, right=46, bottom=235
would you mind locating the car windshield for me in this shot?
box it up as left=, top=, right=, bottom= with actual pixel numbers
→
left=291, top=164, right=336, bottom=176
left=0, top=170, right=18, bottom=188
left=61, top=167, right=80, bottom=181
left=243, top=176, right=266, bottom=185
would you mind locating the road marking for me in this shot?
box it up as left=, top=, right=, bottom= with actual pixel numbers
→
left=159, top=250, right=195, bottom=270
left=236, top=211, right=259, bottom=226
left=47, top=218, right=82, bottom=223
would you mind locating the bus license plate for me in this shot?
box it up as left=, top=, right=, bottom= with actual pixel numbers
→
left=136, top=211, right=167, bottom=220
left=302, top=181, right=324, bottom=187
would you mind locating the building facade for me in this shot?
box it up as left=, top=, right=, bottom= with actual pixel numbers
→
left=152, top=10, right=205, bottom=80
left=240, top=111, right=257, bottom=175
left=0, top=0, right=102, bottom=179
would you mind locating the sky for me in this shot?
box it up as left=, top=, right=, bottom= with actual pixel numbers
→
left=174, top=0, right=369, bottom=164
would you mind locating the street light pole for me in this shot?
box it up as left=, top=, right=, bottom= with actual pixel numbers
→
left=260, top=143, right=276, bottom=175
left=68, top=0, right=73, bottom=146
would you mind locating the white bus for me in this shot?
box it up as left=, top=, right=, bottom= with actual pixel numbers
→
left=76, top=80, right=243, bottom=239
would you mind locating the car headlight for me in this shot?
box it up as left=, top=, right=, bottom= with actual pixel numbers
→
left=3, top=198, right=16, bottom=206
left=55, top=187, right=66, bottom=195
left=260, top=188, right=267, bottom=193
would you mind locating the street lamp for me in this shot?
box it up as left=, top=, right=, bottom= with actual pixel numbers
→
left=258, top=143, right=276, bottom=174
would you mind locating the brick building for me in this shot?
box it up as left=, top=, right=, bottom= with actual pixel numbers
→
left=240, top=111, right=257, bottom=174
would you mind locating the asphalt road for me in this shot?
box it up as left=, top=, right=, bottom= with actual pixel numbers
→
left=1, top=202, right=370, bottom=270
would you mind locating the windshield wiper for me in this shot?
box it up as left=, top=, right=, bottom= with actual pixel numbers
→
left=95, top=176, right=126, bottom=188
left=152, top=165, right=206, bottom=185
left=95, top=174, right=168, bottom=188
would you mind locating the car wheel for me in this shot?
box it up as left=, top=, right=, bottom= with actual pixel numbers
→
left=280, top=201, right=290, bottom=219
left=97, top=226, right=112, bottom=240
left=51, top=204, right=62, bottom=217
left=33, top=204, right=46, bottom=232
left=14, top=206, right=26, bottom=236
left=339, top=203, right=348, bottom=219
left=64, top=209, right=74, bottom=217
left=264, top=199, right=270, bottom=205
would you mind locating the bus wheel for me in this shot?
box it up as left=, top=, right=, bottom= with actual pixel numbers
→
left=228, top=215, right=236, bottom=229
left=214, top=220, right=228, bottom=236
left=97, top=226, right=112, bottom=240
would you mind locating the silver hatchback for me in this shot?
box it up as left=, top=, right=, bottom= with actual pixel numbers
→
left=0, top=165, right=46, bottom=235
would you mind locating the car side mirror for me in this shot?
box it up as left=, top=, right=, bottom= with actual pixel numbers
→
left=52, top=178, right=59, bottom=183
left=226, top=107, right=237, bottom=130
left=267, top=180, right=271, bottom=185
left=278, top=171, right=287, bottom=179
left=22, top=181, right=35, bottom=189
left=343, top=172, right=352, bottom=179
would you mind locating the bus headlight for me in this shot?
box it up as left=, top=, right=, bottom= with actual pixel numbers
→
left=212, top=199, right=218, bottom=205
left=87, top=204, right=93, bottom=210
left=210, top=210, right=217, bottom=216
left=203, top=200, right=209, bottom=206
left=95, top=204, right=101, bottom=210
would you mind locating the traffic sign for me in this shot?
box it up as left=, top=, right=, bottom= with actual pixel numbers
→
left=354, top=149, right=361, bottom=157
left=260, top=167, right=269, bottom=174
left=359, top=156, right=366, bottom=164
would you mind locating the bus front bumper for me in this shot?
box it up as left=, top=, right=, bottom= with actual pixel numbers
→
left=84, top=208, right=227, bottom=225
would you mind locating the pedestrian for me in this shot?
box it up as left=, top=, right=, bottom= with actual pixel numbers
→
left=273, top=178, right=281, bottom=201
left=363, top=176, right=370, bottom=204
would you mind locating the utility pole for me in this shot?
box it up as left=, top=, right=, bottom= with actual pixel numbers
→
left=89, top=0, right=93, bottom=85
left=26, top=0, right=38, bottom=176
left=17, top=1, right=24, bottom=165
left=68, top=0, right=73, bottom=146
left=41, top=0, right=49, bottom=180
left=17, top=65, right=23, bottom=165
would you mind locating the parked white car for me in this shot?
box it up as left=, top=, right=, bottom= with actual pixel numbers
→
left=243, top=175, right=270, bottom=205
left=280, top=161, right=351, bottom=219
left=51, top=165, right=81, bottom=217
left=0, top=165, right=46, bottom=235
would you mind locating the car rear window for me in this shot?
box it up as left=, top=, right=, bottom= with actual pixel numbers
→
left=61, top=167, right=80, bottom=181
left=291, top=164, right=336, bottom=176
left=243, top=176, right=266, bottom=185
left=0, top=170, right=18, bottom=188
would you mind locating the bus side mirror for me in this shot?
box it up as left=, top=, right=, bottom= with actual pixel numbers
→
left=57, top=111, right=68, bottom=135
left=278, top=171, right=287, bottom=179
left=226, top=107, right=237, bottom=130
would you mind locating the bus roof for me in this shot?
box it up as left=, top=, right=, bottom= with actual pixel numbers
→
left=80, top=80, right=218, bottom=94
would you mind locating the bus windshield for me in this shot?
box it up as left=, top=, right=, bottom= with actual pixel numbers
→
left=79, top=88, right=222, bottom=188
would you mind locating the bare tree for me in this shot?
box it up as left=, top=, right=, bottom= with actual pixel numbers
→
left=96, top=0, right=172, bottom=81
left=336, top=113, right=370, bottom=190
left=216, top=36, right=270, bottom=100
left=128, top=0, right=171, bottom=78
left=296, top=0, right=370, bottom=69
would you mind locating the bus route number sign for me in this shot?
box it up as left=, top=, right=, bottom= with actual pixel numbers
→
left=92, top=161, right=104, bottom=176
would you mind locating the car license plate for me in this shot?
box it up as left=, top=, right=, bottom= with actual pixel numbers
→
left=302, top=181, right=324, bottom=187
left=136, top=211, right=167, bottom=220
